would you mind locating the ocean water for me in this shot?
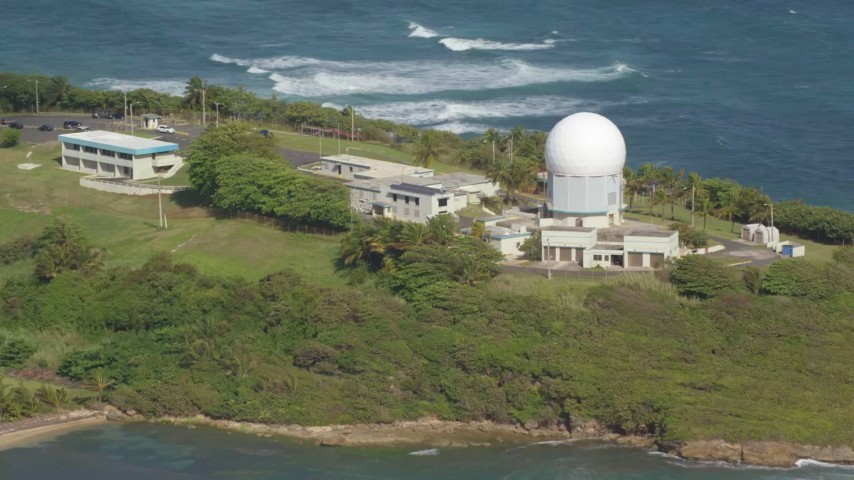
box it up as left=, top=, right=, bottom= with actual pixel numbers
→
left=1, top=1, right=852, bottom=210
left=2, top=424, right=853, bottom=480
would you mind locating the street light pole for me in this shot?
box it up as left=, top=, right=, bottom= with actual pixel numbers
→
left=129, top=102, right=135, bottom=135
left=350, top=106, right=355, bottom=141
left=28, top=79, right=39, bottom=114
left=214, top=102, right=221, bottom=127
left=201, top=88, right=206, bottom=126
left=691, top=186, right=696, bottom=227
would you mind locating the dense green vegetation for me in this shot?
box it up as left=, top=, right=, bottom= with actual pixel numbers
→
left=186, top=123, right=351, bottom=229
left=1, top=218, right=851, bottom=447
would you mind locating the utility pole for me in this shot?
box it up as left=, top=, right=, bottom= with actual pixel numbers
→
left=28, top=79, right=39, bottom=114
left=123, top=90, right=127, bottom=120
left=214, top=102, right=221, bottom=127
left=158, top=174, right=163, bottom=228
left=129, top=102, right=135, bottom=135
left=350, top=106, right=355, bottom=141
left=201, top=88, right=206, bottom=126
left=691, top=186, right=696, bottom=227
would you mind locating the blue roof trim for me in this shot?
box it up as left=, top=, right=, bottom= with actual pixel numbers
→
left=58, top=135, right=179, bottom=155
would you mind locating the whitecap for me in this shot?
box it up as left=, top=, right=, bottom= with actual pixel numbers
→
left=263, top=58, right=637, bottom=97
left=210, top=53, right=322, bottom=70
left=408, top=22, right=440, bottom=38
left=796, top=459, right=854, bottom=469
left=439, top=37, right=556, bottom=52
left=247, top=66, right=269, bottom=74
left=408, top=448, right=439, bottom=456
left=85, top=77, right=187, bottom=96
left=426, top=121, right=496, bottom=134
left=789, top=9, right=797, bottom=14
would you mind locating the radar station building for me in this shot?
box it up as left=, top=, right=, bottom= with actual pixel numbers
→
left=538, top=112, right=679, bottom=268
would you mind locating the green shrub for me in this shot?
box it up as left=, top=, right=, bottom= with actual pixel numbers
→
left=0, top=129, right=20, bottom=147
left=669, top=255, right=741, bottom=298
left=0, top=337, right=36, bottom=368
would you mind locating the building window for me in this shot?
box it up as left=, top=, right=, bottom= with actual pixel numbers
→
left=392, top=194, right=397, bottom=202
left=414, top=209, right=420, bottom=218
left=69, top=144, right=80, bottom=151
left=372, top=192, right=377, bottom=200
left=604, top=255, right=610, bottom=261
left=438, top=198, right=448, bottom=207
left=349, top=166, right=353, bottom=172
left=405, top=196, right=410, bottom=204
left=404, top=208, right=410, bottom=216
left=593, top=255, right=602, bottom=261
left=83, top=146, right=97, bottom=154
left=118, top=153, right=132, bottom=160
left=414, top=198, right=419, bottom=206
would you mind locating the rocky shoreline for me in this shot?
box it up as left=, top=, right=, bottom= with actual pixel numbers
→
left=128, top=411, right=853, bottom=468
left=2, top=408, right=852, bottom=468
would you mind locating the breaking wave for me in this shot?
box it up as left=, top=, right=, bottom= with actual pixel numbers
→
left=322, top=96, right=643, bottom=126
left=209, top=52, right=640, bottom=97
left=246, top=66, right=269, bottom=74
left=439, top=37, right=556, bottom=51
left=408, top=22, right=440, bottom=38
left=408, top=448, right=439, bottom=456
left=85, top=78, right=187, bottom=96
left=426, top=121, right=498, bottom=134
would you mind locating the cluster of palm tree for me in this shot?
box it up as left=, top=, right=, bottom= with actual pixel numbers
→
left=624, top=163, right=772, bottom=231
left=0, top=378, right=69, bottom=422
left=339, top=215, right=458, bottom=273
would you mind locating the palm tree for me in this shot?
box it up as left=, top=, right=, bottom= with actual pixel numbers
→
left=481, top=128, right=503, bottom=164
left=742, top=267, right=763, bottom=294
left=413, top=130, right=443, bottom=168
left=183, top=76, right=206, bottom=110
left=45, top=76, right=72, bottom=110
left=638, top=162, right=660, bottom=206
left=401, top=222, right=430, bottom=246
left=623, top=166, right=642, bottom=210
left=469, top=221, right=487, bottom=239
left=686, top=172, right=707, bottom=224
left=36, top=385, right=68, bottom=411
left=85, top=371, right=115, bottom=404
left=716, top=186, right=742, bottom=232
left=652, top=189, right=668, bottom=218
left=479, top=195, right=502, bottom=215
left=697, top=196, right=714, bottom=231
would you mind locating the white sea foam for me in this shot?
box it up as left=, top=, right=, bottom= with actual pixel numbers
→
left=246, top=66, right=269, bottom=74
left=85, top=78, right=187, bottom=96
left=408, top=22, right=440, bottom=38
left=262, top=58, right=637, bottom=97
left=796, top=459, right=854, bottom=469
left=210, top=53, right=323, bottom=70
left=439, top=37, right=556, bottom=51
left=427, top=121, right=496, bottom=134
left=408, top=448, right=439, bottom=456
left=789, top=9, right=797, bottom=14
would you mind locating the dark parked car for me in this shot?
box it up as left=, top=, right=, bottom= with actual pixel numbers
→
left=258, top=129, right=271, bottom=137
left=9, top=121, right=24, bottom=129
left=63, top=120, right=82, bottom=129
left=38, top=124, right=54, bottom=131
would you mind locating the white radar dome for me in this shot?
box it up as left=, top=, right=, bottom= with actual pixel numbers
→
left=545, top=112, right=626, bottom=176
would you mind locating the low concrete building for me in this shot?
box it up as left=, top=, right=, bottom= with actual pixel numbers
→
left=540, top=224, right=678, bottom=269
left=141, top=114, right=162, bottom=129
left=319, top=154, right=434, bottom=181
left=346, top=172, right=499, bottom=223
left=59, top=130, right=180, bottom=180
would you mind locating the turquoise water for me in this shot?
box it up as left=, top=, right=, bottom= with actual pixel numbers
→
left=1, top=424, right=853, bottom=479
left=1, top=1, right=851, bottom=209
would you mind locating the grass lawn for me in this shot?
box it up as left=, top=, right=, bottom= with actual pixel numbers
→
left=0, top=143, right=346, bottom=284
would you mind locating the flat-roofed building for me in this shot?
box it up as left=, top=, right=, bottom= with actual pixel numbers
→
left=319, top=154, right=434, bottom=180
left=346, top=172, right=499, bottom=223
left=59, top=130, right=180, bottom=180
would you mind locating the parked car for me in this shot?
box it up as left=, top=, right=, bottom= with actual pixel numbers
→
left=38, top=124, right=54, bottom=131
left=258, top=129, right=271, bottom=137
left=75, top=125, right=91, bottom=131
left=0, top=118, right=14, bottom=125
left=155, top=125, right=175, bottom=134
left=9, top=121, right=24, bottom=129
left=63, top=120, right=82, bottom=129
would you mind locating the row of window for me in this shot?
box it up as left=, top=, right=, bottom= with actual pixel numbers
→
left=392, top=206, right=420, bottom=218
left=593, top=254, right=612, bottom=261
left=65, top=144, right=135, bottom=160
left=391, top=193, right=421, bottom=206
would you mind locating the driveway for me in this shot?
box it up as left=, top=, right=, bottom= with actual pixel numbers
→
left=707, top=233, right=781, bottom=267
left=1, top=114, right=205, bottom=146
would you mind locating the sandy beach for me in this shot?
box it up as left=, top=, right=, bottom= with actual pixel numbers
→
left=0, top=411, right=106, bottom=452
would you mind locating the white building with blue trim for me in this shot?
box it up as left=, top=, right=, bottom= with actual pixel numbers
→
left=59, top=130, right=181, bottom=180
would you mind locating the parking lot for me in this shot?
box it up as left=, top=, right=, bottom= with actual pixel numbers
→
left=0, top=114, right=205, bottom=147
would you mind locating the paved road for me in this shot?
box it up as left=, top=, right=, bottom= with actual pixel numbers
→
left=708, top=233, right=781, bottom=267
